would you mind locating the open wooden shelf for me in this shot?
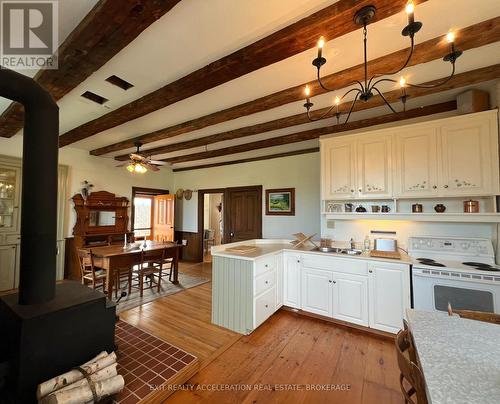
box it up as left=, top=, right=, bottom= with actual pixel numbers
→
left=322, top=212, right=500, bottom=223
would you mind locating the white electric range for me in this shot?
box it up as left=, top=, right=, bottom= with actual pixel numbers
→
left=408, top=236, right=500, bottom=314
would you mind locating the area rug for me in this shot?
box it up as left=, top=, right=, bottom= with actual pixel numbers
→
left=115, top=273, right=209, bottom=313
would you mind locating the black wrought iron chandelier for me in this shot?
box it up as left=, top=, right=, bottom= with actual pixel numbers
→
left=303, top=0, right=463, bottom=124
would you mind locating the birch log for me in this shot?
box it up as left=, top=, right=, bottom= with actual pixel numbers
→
left=43, top=375, right=125, bottom=404
left=37, top=352, right=116, bottom=399
left=43, top=364, right=118, bottom=398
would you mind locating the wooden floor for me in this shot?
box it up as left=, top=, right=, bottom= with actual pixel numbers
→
left=120, top=261, right=239, bottom=369
left=122, top=261, right=404, bottom=404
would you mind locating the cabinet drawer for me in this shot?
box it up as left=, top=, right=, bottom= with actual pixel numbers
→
left=255, top=255, right=276, bottom=277
left=255, top=286, right=276, bottom=328
left=5, top=234, right=20, bottom=244
left=255, top=269, right=275, bottom=296
left=302, top=254, right=368, bottom=275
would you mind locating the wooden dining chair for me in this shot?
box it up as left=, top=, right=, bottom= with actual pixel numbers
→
left=133, top=248, right=165, bottom=297
left=395, top=328, right=428, bottom=404
left=113, top=266, right=133, bottom=298
left=447, top=304, right=500, bottom=324
left=77, top=249, right=107, bottom=291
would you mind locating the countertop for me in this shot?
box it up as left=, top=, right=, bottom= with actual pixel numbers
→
left=406, top=309, right=500, bottom=404
left=211, top=239, right=412, bottom=264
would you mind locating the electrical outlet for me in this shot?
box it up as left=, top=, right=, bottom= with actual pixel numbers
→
left=327, top=219, right=336, bottom=229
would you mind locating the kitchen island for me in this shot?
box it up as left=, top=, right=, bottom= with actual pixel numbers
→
left=407, top=309, right=500, bottom=404
left=211, top=239, right=411, bottom=335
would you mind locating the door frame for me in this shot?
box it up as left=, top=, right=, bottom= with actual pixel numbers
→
left=196, top=185, right=262, bottom=261
left=131, top=186, right=169, bottom=238
left=198, top=188, right=226, bottom=260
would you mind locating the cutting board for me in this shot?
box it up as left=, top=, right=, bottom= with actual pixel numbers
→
left=225, top=245, right=258, bottom=254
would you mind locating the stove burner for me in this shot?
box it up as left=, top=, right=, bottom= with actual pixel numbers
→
left=463, top=262, right=493, bottom=268
left=462, top=262, right=500, bottom=272
left=417, top=258, right=436, bottom=262
left=421, top=262, right=446, bottom=267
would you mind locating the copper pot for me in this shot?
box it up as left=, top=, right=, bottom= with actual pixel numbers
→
left=464, top=200, right=479, bottom=213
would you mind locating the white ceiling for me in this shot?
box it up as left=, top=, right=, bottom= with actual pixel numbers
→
left=3, top=0, right=500, bottom=170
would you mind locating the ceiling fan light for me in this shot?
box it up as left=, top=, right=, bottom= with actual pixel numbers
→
left=126, top=163, right=135, bottom=172
left=134, top=163, right=147, bottom=173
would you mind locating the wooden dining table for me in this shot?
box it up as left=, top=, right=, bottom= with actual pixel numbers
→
left=87, top=241, right=183, bottom=298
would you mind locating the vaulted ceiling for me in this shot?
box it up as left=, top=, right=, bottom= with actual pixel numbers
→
left=1, top=0, right=500, bottom=171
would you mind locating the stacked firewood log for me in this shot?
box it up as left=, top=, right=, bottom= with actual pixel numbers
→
left=37, top=351, right=124, bottom=403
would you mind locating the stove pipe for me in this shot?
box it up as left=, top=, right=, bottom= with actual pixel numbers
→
left=0, top=68, right=58, bottom=305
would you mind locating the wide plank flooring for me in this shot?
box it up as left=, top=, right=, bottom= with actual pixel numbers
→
left=120, top=262, right=240, bottom=369
left=121, top=261, right=403, bottom=404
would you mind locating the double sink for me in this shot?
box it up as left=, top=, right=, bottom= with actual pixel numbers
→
left=313, top=247, right=363, bottom=256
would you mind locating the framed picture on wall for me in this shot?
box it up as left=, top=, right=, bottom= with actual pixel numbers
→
left=265, top=188, right=295, bottom=216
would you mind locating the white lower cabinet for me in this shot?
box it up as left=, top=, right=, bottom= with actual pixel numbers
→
left=297, top=254, right=409, bottom=333
left=283, top=252, right=302, bottom=308
left=301, top=267, right=332, bottom=317
left=332, top=272, right=368, bottom=327
left=368, top=262, right=410, bottom=334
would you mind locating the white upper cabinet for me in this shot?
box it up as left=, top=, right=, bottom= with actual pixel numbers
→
left=321, top=110, right=499, bottom=201
left=396, top=127, right=439, bottom=197
left=440, top=113, right=498, bottom=196
left=356, top=134, right=392, bottom=198
left=321, top=138, right=356, bottom=199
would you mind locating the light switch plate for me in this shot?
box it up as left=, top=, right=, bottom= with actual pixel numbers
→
left=327, top=219, right=335, bottom=229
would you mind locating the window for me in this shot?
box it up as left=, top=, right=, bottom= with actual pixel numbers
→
left=133, top=196, right=153, bottom=239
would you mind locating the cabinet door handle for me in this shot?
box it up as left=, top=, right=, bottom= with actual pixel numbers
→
left=358, top=189, right=362, bottom=192
left=369, top=270, right=373, bottom=273
left=265, top=304, right=268, bottom=308
left=297, top=260, right=300, bottom=263
left=350, top=189, right=354, bottom=193
left=265, top=280, right=269, bottom=284
left=329, top=280, right=332, bottom=283
left=432, top=185, right=437, bottom=189
left=444, top=185, right=449, bottom=188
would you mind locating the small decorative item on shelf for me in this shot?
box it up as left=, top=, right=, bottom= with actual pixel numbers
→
left=371, top=205, right=380, bottom=213
left=381, top=205, right=391, bottom=213
left=464, top=200, right=479, bottom=213
left=355, top=205, right=367, bottom=212
left=345, top=203, right=354, bottom=212
left=412, top=203, right=423, bottom=213
left=80, top=180, right=94, bottom=201
left=326, top=202, right=335, bottom=212
left=434, top=204, right=446, bottom=213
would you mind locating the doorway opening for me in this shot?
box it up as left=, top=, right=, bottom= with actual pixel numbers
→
left=202, top=193, right=224, bottom=262
left=197, top=186, right=262, bottom=263
left=131, top=187, right=173, bottom=241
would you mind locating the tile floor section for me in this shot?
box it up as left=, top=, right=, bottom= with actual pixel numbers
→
left=113, top=320, right=196, bottom=403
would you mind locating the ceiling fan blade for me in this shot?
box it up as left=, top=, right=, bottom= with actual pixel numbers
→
left=148, top=160, right=167, bottom=165
left=116, top=162, right=130, bottom=167
left=144, top=163, right=160, bottom=171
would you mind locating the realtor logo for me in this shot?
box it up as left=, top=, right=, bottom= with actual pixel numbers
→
left=1, top=0, right=58, bottom=69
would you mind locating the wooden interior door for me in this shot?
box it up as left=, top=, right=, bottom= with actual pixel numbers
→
left=153, top=194, right=175, bottom=242
left=224, top=186, right=262, bottom=243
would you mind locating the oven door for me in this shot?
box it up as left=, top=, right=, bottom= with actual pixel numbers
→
left=413, top=268, right=500, bottom=314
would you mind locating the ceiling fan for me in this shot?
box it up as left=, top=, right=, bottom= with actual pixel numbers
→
left=116, top=142, right=166, bottom=174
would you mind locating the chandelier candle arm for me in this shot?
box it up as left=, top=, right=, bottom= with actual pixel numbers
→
left=303, top=2, right=462, bottom=126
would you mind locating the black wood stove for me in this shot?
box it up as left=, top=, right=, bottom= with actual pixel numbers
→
left=0, top=68, right=116, bottom=403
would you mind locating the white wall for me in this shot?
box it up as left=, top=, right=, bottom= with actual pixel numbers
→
left=174, top=152, right=321, bottom=239
left=0, top=135, right=174, bottom=237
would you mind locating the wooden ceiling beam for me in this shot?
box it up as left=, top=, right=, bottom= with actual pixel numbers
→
left=60, top=0, right=425, bottom=147
left=92, top=16, right=500, bottom=156
left=164, top=100, right=456, bottom=164
left=115, top=63, right=500, bottom=160
left=172, top=148, right=320, bottom=172
left=0, top=0, right=182, bottom=138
